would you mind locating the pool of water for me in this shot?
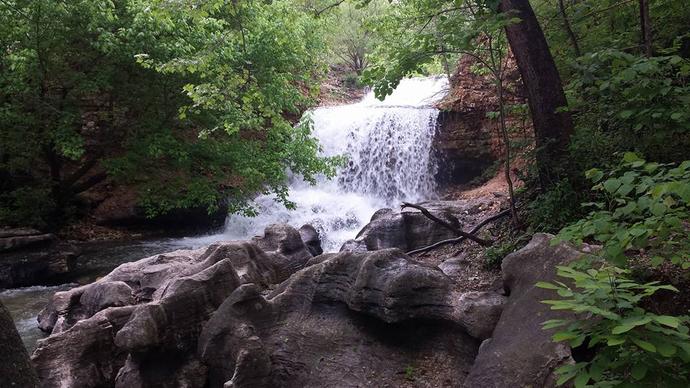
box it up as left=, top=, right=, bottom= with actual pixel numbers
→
left=0, top=238, right=195, bottom=352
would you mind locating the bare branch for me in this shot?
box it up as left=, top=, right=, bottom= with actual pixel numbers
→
left=401, top=202, right=493, bottom=247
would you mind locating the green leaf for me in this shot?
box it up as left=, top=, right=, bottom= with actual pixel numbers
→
left=631, top=338, right=656, bottom=352
left=631, top=364, right=648, bottom=380
left=536, top=282, right=560, bottom=290
left=657, top=342, right=677, bottom=357
left=654, top=315, right=680, bottom=328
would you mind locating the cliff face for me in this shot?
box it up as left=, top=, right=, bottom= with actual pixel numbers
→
left=434, top=53, right=533, bottom=187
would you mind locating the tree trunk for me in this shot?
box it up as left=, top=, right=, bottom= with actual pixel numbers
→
left=639, top=0, right=653, bottom=56
left=0, top=301, right=40, bottom=387
left=499, top=0, right=574, bottom=186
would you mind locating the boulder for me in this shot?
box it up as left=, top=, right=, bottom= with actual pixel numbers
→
left=0, top=228, right=80, bottom=288
left=463, top=233, right=595, bottom=388
left=0, top=300, right=40, bottom=387
left=454, top=291, right=506, bottom=340
left=32, top=224, right=314, bottom=388
left=340, top=204, right=462, bottom=252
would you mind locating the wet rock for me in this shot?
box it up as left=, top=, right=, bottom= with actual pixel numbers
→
left=0, top=228, right=80, bottom=288
left=463, top=233, right=590, bottom=388
left=32, top=224, right=314, bottom=388
left=298, top=224, right=323, bottom=257
left=454, top=291, right=506, bottom=340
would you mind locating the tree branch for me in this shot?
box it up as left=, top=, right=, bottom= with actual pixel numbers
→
left=406, top=209, right=512, bottom=255
left=401, top=202, right=493, bottom=247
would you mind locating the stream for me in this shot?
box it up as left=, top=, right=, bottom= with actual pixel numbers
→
left=1, top=76, right=449, bottom=352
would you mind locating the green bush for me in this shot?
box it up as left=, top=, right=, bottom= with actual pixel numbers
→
left=538, top=264, right=690, bottom=387
left=527, top=180, right=583, bottom=234
left=555, top=153, right=690, bottom=268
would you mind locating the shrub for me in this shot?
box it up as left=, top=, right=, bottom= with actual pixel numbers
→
left=538, top=264, right=690, bottom=387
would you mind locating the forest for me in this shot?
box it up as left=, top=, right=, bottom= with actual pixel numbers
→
left=1, top=0, right=690, bottom=387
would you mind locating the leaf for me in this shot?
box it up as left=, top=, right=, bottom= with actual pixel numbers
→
left=607, top=336, right=626, bottom=346
left=631, top=338, right=656, bottom=352
left=611, top=325, right=635, bottom=334
left=553, top=332, right=579, bottom=342
left=631, top=364, right=648, bottom=380
left=654, top=315, right=680, bottom=328
left=536, top=282, right=560, bottom=290
left=573, top=371, right=590, bottom=388
left=657, top=342, right=677, bottom=357
left=603, top=179, right=622, bottom=194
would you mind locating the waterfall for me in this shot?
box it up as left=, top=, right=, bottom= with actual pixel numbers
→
left=186, top=76, right=448, bottom=252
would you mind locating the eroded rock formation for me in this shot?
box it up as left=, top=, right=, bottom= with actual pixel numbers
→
left=31, top=222, right=594, bottom=388
left=32, top=223, right=497, bottom=387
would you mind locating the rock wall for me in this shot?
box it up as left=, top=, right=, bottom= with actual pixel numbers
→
left=434, top=53, right=533, bottom=186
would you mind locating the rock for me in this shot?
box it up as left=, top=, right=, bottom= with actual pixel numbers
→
left=197, top=248, right=480, bottom=387
left=463, top=233, right=589, bottom=388
left=454, top=291, right=506, bottom=340
left=340, top=203, right=463, bottom=252
left=33, top=228, right=495, bottom=388
left=0, top=228, right=80, bottom=288
left=298, top=224, right=323, bottom=257
left=1, top=300, right=40, bottom=387
left=439, top=256, right=470, bottom=277
left=32, top=224, right=315, bottom=388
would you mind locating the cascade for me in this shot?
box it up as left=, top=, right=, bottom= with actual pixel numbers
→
left=189, top=76, right=448, bottom=251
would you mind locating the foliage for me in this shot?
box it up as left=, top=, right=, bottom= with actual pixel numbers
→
left=555, top=153, right=690, bottom=268
left=526, top=180, right=583, bottom=234
left=483, top=233, right=528, bottom=270
left=567, top=50, right=690, bottom=164
left=537, top=264, right=690, bottom=387
left=362, top=0, right=516, bottom=99
left=0, top=0, right=338, bottom=228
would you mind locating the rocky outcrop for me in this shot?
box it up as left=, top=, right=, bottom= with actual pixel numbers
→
left=0, top=228, right=80, bottom=288
left=434, top=53, right=532, bottom=187
left=32, top=224, right=314, bottom=387
left=340, top=199, right=502, bottom=253
left=198, top=248, right=481, bottom=387
left=30, top=223, right=596, bottom=388
left=31, top=223, right=505, bottom=388
left=463, top=233, right=596, bottom=388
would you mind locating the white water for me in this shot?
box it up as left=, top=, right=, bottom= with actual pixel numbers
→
left=181, top=76, right=449, bottom=252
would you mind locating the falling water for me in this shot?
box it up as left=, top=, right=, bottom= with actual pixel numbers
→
left=184, top=76, right=449, bottom=251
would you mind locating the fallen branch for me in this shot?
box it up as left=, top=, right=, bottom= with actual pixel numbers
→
left=401, top=202, right=493, bottom=247
left=405, top=208, right=512, bottom=256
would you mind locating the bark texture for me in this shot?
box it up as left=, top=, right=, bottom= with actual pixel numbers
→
left=499, top=0, right=574, bottom=185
